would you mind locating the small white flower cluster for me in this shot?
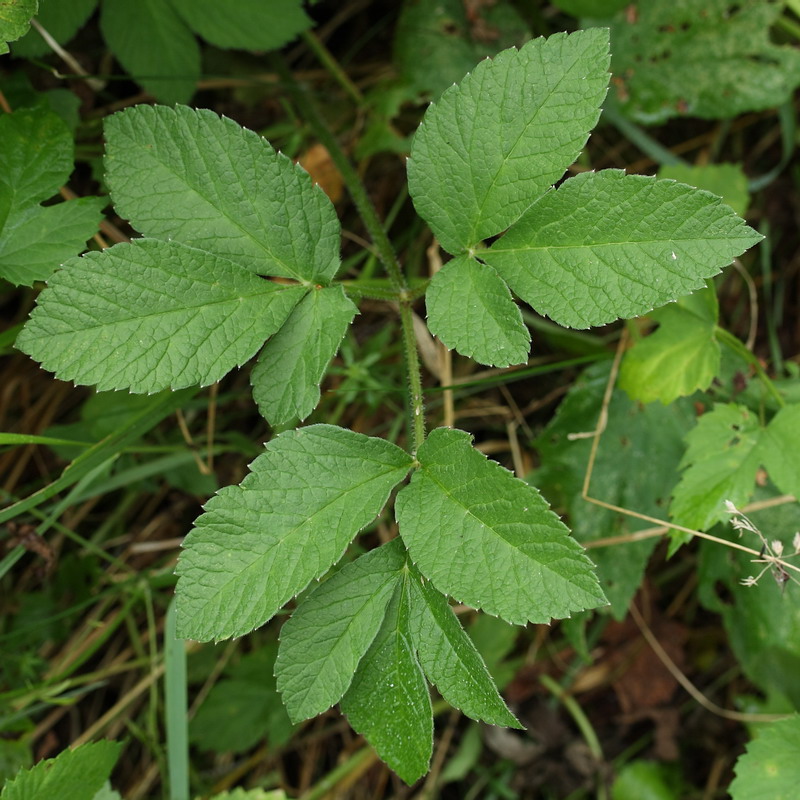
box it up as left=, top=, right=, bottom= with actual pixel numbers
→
left=724, top=500, right=800, bottom=591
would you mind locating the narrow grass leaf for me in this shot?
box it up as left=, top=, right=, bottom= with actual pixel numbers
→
left=483, top=170, right=762, bottom=329
left=104, top=105, right=341, bottom=282
left=407, top=28, right=610, bottom=254
left=276, top=539, right=406, bottom=723
left=340, top=581, right=433, bottom=785
left=426, top=255, right=529, bottom=367
left=395, top=427, right=606, bottom=625
left=17, top=239, right=305, bottom=393
left=175, top=425, right=413, bottom=641
left=252, top=285, right=357, bottom=426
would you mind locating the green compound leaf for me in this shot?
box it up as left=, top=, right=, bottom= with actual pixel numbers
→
left=671, top=404, right=800, bottom=531
left=482, top=170, right=762, bottom=329
left=16, top=239, right=304, bottom=393
left=252, top=285, right=358, bottom=426
left=407, top=567, right=520, bottom=728
left=104, top=105, right=340, bottom=283
left=276, top=539, right=406, bottom=723
left=175, top=425, right=413, bottom=641
left=426, top=255, right=529, bottom=368
left=340, top=580, right=433, bottom=785
left=0, top=107, right=103, bottom=285
left=100, top=0, right=200, bottom=105
left=0, top=740, right=121, bottom=800
left=0, top=0, right=37, bottom=54
left=659, top=163, right=750, bottom=217
left=535, top=362, right=694, bottom=619
left=730, top=716, right=800, bottom=800
left=596, top=0, right=800, bottom=123
left=395, top=427, right=606, bottom=625
left=619, top=284, right=720, bottom=405
left=407, top=28, right=610, bottom=255
left=170, top=0, right=311, bottom=51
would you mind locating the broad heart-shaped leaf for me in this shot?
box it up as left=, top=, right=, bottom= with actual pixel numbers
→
left=406, top=566, right=520, bottom=728
left=535, top=361, right=694, bottom=619
left=407, top=28, right=610, bottom=255
left=0, top=107, right=103, bottom=285
left=100, top=0, right=200, bottom=105
left=0, top=740, right=120, bottom=800
left=482, top=170, right=762, bottom=329
left=670, top=403, right=800, bottom=531
left=276, top=539, right=406, bottom=723
left=425, top=255, right=529, bottom=368
left=16, top=239, right=304, bottom=393
left=252, top=285, right=357, bottom=426
left=340, top=580, right=433, bottom=785
left=104, top=105, right=340, bottom=283
left=395, top=427, right=606, bottom=625
left=0, top=0, right=37, bottom=54
left=594, top=0, right=800, bottom=123
left=169, top=0, right=310, bottom=51
left=619, top=284, right=720, bottom=405
left=730, top=716, right=800, bottom=800
left=175, top=426, right=412, bottom=641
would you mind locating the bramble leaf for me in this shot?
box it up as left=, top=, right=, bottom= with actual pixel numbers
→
left=175, top=426, right=412, bottom=641
left=276, top=539, right=406, bottom=723
left=407, top=567, right=520, bottom=728
left=395, top=427, right=606, bottom=625
left=0, top=107, right=103, bottom=285
left=340, top=580, right=433, bottom=785
left=0, top=0, right=37, bottom=54
left=730, top=715, right=800, bottom=799
left=619, top=285, right=720, bottom=404
left=426, top=255, right=529, bottom=367
left=0, top=740, right=120, bottom=800
left=671, top=404, right=800, bottom=531
left=595, top=0, right=800, bottom=123
left=104, top=105, right=340, bottom=283
left=100, top=0, right=200, bottom=105
left=252, top=285, right=357, bottom=426
left=407, top=28, right=610, bottom=254
left=169, top=0, right=311, bottom=51
left=482, top=170, right=762, bottom=329
left=16, top=239, right=305, bottom=393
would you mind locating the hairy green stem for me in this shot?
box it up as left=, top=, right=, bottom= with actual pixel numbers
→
left=715, top=326, right=785, bottom=408
left=274, top=56, right=427, bottom=453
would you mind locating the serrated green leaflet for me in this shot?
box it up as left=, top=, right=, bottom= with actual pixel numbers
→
left=426, top=255, right=529, bottom=367
left=619, top=285, right=720, bottom=405
left=535, top=362, right=694, bottom=618
left=276, top=539, right=406, bottom=723
left=595, top=0, right=800, bottom=122
left=252, top=285, right=357, bottom=426
left=659, top=163, right=750, bottom=216
left=671, top=404, right=800, bottom=531
left=175, top=426, right=412, bottom=641
left=406, top=567, right=520, bottom=728
left=340, top=580, right=433, bottom=785
left=730, top=716, right=800, bottom=800
left=100, top=0, right=200, bottom=105
left=395, top=427, right=606, bottom=625
left=17, top=239, right=304, bottom=393
left=0, top=0, right=37, bottom=54
left=483, top=170, right=762, bottom=329
left=0, top=740, right=120, bottom=800
left=104, top=105, right=340, bottom=283
left=407, top=28, right=610, bottom=255
left=169, top=0, right=310, bottom=51
left=0, top=107, right=104, bottom=284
